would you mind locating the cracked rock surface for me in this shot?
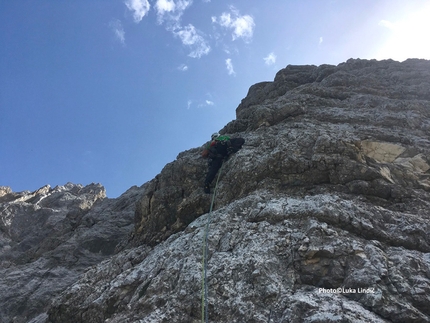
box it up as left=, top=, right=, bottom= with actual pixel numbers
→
left=2, top=58, right=430, bottom=322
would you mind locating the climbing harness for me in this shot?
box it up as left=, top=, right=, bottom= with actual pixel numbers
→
left=201, top=162, right=224, bottom=323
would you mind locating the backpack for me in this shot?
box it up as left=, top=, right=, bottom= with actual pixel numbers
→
left=201, top=136, right=245, bottom=158
left=214, top=135, right=230, bottom=142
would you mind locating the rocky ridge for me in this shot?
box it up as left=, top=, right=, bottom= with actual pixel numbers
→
left=0, top=183, right=145, bottom=323
left=2, top=58, right=430, bottom=322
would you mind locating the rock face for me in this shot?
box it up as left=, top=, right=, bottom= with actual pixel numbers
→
left=2, top=58, right=430, bottom=323
left=0, top=183, right=145, bottom=323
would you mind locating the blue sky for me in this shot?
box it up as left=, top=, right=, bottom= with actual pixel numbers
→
left=1, top=0, right=430, bottom=197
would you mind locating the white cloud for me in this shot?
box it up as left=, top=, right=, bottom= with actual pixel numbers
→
left=174, top=24, right=197, bottom=45
left=156, top=0, right=175, bottom=16
left=109, top=19, right=126, bottom=45
left=213, top=6, right=255, bottom=42
left=153, top=1, right=208, bottom=58
left=263, top=52, right=276, bottom=65
left=319, top=37, right=323, bottom=45
left=188, top=95, right=215, bottom=109
left=155, top=0, right=192, bottom=23
left=125, top=0, right=151, bottom=23
left=218, top=12, right=232, bottom=27
left=225, top=58, right=235, bottom=75
left=231, top=15, right=254, bottom=41
left=178, top=64, right=188, bottom=71
left=173, top=24, right=211, bottom=58
left=175, top=0, right=193, bottom=12
left=124, top=0, right=209, bottom=59
left=197, top=100, right=215, bottom=108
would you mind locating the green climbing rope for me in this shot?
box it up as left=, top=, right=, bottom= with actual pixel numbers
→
left=201, top=162, right=224, bottom=323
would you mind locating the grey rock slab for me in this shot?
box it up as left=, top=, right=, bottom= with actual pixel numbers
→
left=3, top=58, right=430, bottom=322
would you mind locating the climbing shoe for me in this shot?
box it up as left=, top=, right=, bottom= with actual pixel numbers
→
left=204, top=183, right=211, bottom=194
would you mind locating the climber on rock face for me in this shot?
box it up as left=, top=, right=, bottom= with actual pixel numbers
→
left=201, top=132, right=245, bottom=194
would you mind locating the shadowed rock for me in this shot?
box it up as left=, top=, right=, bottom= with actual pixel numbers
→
left=0, top=183, right=145, bottom=323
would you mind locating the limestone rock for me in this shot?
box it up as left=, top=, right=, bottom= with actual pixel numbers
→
left=47, top=58, right=430, bottom=323
left=47, top=192, right=430, bottom=323
left=2, top=58, right=430, bottom=323
left=0, top=183, right=145, bottom=323
left=0, top=186, right=12, bottom=197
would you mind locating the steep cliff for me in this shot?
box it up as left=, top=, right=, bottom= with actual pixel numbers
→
left=2, top=58, right=430, bottom=323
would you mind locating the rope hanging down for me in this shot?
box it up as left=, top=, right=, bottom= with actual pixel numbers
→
left=201, top=162, right=224, bottom=323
